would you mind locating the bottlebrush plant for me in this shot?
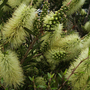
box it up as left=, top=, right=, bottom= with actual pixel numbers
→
left=0, top=0, right=90, bottom=90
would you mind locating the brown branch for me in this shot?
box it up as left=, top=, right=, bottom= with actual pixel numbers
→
left=30, top=0, right=33, bottom=6
left=33, top=81, right=36, bottom=90
left=33, top=53, right=42, bottom=58
left=66, top=0, right=72, bottom=6
left=58, top=56, right=89, bottom=90
left=47, top=78, right=52, bottom=90
left=20, top=36, right=39, bottom=64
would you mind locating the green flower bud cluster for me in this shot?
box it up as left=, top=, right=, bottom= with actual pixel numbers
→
left=43, top=5, right=68, bottom=31
left=40, top=1, right=49, bottom=20
left=33, top=17, right=41, bottom=35
left=53, top=52, right=66, bottom=60
left=54, top=6, right=68, bottom=23
left=40, top=1, right=50, bottom=24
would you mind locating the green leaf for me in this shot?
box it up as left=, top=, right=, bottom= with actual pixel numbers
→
left=74, top=73, right=77, bottom=76
left=0, top=0, right=8, bottom=10
left=51, top=87, right=57, bottom=89
left=87, top=76, right=90, bottom=83
left=28, top=76, right=34, bottom=81
left=51, top=73, right=54, bottom=78
left=1, top=78, right=3, bottom=84
left=47, top=73, right=51, bottom=79
left=80, top=71, right=85, bottom=74
left=24, top=27, right=35, bottom=35
left=88, top=47, right=90, bottom=55
left=58, top=73, right=62, bottom=78
left=37, top=85, right=46, bottom=88
left=28, top=76, right=32, bottom=81
left=50, top=79, right=56, bottom=86
left=28, top=85, right=32, bottom=87
left=5, top=88, right=8, bottom=90
left=63, top=69, right=67, bottom=75
left=29, top=40, right=43, bottom=55
left=23, top=40, right=43, bottom=65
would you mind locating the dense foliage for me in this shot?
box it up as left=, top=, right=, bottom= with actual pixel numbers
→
left=0, top=0, right=90, bottom=90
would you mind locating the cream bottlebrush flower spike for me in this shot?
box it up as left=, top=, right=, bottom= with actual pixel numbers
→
left=52, top=33, right=80, bottom=49
left=84, top=21, right=90, bottom=32
left=63, top=0, right=85, bottom=15
left=44, top=48, right=66, bottom=70
left=80, top=9, right=87, bottom=15
left=79, top=33, right=90, bottom=50
left=41, top=23, right=63, bottom=50
left=0, top=50, right=24, bottom=88
left=2, top=3, right=36, bottom=48
left=7, top=0, right=22, bottom=8
left=65, top=47, right=90, bottom=90
left=50, top=24, right=63, bottom=49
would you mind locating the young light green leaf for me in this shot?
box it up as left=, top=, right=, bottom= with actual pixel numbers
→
left=47, top=73, right=51, bottom=79
left=58, top=73, right=62, bottom=78
left=51, top=73, right=54, bottom=78
left=28, top=76, right=34, bottom=81
left=28, top=76, right=33, bottom=81
left=63, top=69, right=67, bottom=75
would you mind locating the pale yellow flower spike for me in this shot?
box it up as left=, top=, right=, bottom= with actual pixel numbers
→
left=84, top=21, right=90, bottom=32
left=0, top=50, right=24, bottom=88
left=65, top=47, right=89, bottom=90
left=50, top=24, right=63, bottom=49
left=63, top=0, right=85, bottom=15
left=7, top=0, right=22, bottom=8
left=2, top=3, right=36, bottom=48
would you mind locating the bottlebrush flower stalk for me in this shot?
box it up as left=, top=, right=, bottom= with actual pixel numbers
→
left=7, top=0, right=22, bottom=8
left=2, top=3, right=36, bottom=48
left=84, top=21, right=90, bottom=32
left=44, top=48, right=66, bottom=70
left=65, top=47, right=90, bottom=90
left=0, top=50, right=24, bottom=89
left=63, top=0, right=85, bottom=15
